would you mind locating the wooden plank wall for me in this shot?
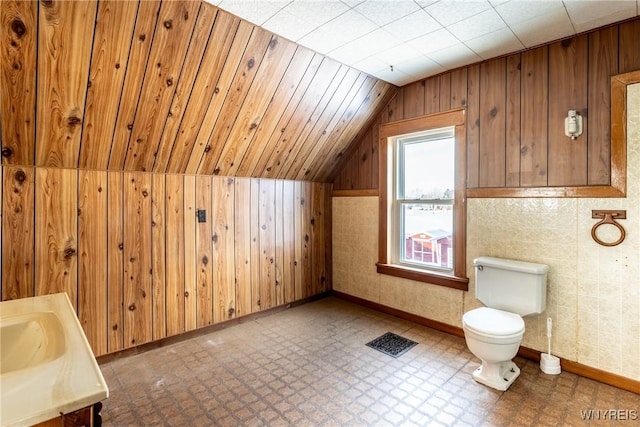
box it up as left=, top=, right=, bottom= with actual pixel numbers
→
left=0, top=167, right=330, bottom=356
left=0, top=0, right=395, bottom=182
left=332, top=19, right=640, bottom=191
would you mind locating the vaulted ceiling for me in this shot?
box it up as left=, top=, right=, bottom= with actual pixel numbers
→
left=1, top=0, right=397, bottom=182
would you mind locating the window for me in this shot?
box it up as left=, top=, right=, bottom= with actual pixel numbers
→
left=377, top=110, right=468, bottom=290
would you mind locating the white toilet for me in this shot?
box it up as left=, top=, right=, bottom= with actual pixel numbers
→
left=462, top=256, right=549, bottom=391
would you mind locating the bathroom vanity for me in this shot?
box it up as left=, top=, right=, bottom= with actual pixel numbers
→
left=0, top=293, right=109, bottom=426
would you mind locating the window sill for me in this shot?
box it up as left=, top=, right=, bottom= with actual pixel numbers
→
left=376, top=263, right=469, bottom=291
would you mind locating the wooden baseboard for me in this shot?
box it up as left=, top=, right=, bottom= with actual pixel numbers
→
left=332, top=291, right=640, bottom=395
left=97, top=292, right=331, bottom=365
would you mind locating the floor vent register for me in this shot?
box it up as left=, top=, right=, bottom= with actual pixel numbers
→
left=366, top=332, right=418, bottom=358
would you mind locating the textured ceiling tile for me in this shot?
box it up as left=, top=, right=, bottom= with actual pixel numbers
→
left=217, top=0, right=291, bottom=25
left=372, top=66, right=411, bottom=86
left=263, top=9, right=314, bottom=41
left=564, top=0, right=637, bottom=33
left=408, top=28, right=459, bottom=56
left=353, top=0, right=420, bottom=26
left=495, top=0, right=565, bottom=26
left=509, top=9, right=575, bottom=47
left=464, top=27, right=525, bottom=60
left=394, top=55, right=446, bottom=80
left=353, top=55, right=389, bottom=75
left=427, top=43, right=482, bottom=69
left=448, top=8, right=507, bottom=42
left=383, top=9, right=443, bottom=42
left=330, top=28, right=401, bottom=64
left=374, top=42, right=423, bottom=65
left=425, top=0, right=492, bottom=26
left=299, top=9, right=377, bottom=54
left=284, top=0, right=350, bottom=30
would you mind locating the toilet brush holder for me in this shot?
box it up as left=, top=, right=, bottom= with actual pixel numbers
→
left=540, top=353, right=561, bottom=375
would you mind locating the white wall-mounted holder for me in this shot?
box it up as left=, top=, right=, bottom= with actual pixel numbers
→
left=565, top=110, right=583, bottom=140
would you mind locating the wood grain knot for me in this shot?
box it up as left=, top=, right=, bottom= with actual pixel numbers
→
left=41, top=0, right=53, bottom=8
left=118, top=243, right=124, bottom=250
left=166, top=78, right=173, bottom=87
left=294, top=260, right=298, bottom=266
left=184, top=291, right=189, bottom=297
left=310, top=218, right=315, bottom=226
left=249, top=123, right=258, bottom=130
left=247, top=58, right=255, bottom=69
left=67, top=116, right=82, bottom=126
left=561, top=38, right=572, bottom=48
left=11, top=19, right=27, bottom=37
left=139, top=33, right=146, bottom=42
left=202, top=255, right=208, bottom=265
left=128, top=303, right=136, bottom=311
left=304, top=234, right=309, bottom=243
left=213, top=167, right=221, bottom=175
left=269, top=38, right=278, bottom=49
left=2, top=147, right=14, bottom=158
left=204, top=145, right=211, bottom=153
left=490, top=107, right=498, bottom=118
left=112, top=324, right=118, bottom=331
left=214, top=87, right=220, bottom=94
left=228, top=308, right=235, bottom=316
left=63, top=247, right=76, bottom=259
left=142, top=189, right=149, bottom=197
left=163, top=20, right=173, bottom=29
left=115, top=63, right=120, bottom=69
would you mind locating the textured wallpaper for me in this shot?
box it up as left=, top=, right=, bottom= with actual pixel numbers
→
left=333, top=84, right=640, bottom=380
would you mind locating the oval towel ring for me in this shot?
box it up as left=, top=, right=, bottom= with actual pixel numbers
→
left=591, top=210, right=626, bottom=247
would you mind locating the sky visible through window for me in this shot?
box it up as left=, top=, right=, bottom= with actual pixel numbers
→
left=401, top=136, right=454, bottom=244
left=403, top=137, right=454, bottom=200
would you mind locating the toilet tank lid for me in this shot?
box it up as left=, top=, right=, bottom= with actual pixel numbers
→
left=474, top=256, right=549, bottom=274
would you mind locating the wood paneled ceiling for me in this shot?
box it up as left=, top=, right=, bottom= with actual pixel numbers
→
left=1, top=0, right=397, bottom=182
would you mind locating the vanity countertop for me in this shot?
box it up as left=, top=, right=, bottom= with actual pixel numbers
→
left=0, top=293, right=109, bottom=426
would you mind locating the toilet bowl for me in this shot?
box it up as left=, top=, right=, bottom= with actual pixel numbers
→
left=463, top=256, right=548, bottom=391
left=462, top=307, right=525, bottom=391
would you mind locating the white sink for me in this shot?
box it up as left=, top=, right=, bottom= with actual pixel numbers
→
left=0, top=293, right=109, bottom=426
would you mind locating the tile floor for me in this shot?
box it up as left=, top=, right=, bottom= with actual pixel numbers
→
left=99, top=297, right=638, bottom=426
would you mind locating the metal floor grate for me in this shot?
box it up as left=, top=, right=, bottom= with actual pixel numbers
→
left=366, top=332, right=417, bottom=358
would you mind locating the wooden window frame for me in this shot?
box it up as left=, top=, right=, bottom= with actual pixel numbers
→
left=377, top=109, right=468, bottom=291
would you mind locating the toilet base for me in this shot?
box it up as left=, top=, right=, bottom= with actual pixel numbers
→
left=471, top=360, right=520, bottom=391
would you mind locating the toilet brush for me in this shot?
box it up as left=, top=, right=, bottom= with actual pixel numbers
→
left=540, top=317, right=561, bottom=374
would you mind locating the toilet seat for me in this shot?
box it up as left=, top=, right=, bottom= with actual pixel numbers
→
left=463, top=307, right=524, bottom=339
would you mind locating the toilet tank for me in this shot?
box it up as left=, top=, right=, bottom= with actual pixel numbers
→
left=474, top=256, right=549, bottom=316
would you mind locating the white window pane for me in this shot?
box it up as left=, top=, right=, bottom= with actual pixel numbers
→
left=402, top=138, right=454, bottom=200
left=401, top=203, right=453, bottom=269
